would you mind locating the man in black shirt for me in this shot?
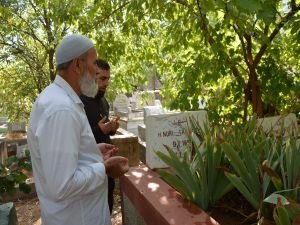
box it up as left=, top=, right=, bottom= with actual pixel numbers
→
left=80, top=59, right=119, bottom=214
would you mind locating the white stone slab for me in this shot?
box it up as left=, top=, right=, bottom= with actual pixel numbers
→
left=138, top=124, right=146, bottom=141
left=113, top=94, right=130, bottom=113
left=16, top=144, right=28, bottom=158
left=145, top=111, right=208, bottom=169
left=0, top=117, right=8, bottom=126
left=7, top=122, right=26, bottom=133
left=257, top=113, right=298, bottom=137
left=143, top=105, right=162, bottom=122
left=119, top=117, right=144, bottom=136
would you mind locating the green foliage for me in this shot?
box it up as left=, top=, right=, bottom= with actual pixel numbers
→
left=260, top=137, right=300, bottom=222
left=258, top=51, right=300, bottom=115
left=223, top=143, right=265, bottom=209
left=0, top=61, right=42, bottom=121
left=1, top=0, right=300, bottom=123
left=116, top=0, right=300, bottom=120
left=222, top=118, right=300, bottom=214
left=138, top=92, right=155, bottom=107
left=282, top=139, right=300, bottom=194
left=156, top=115, right=300, bottom=223
left=223, top=121, right=300, bottom=223
left=0, top=150, right=32, bottom=199
left=157, top=146, right=207, bottom=208
left=274, top=203, right=292, bottom=225
left=263, top=191, right=300, bottom=225
left=156, top=119, right=233, bottom=210
left=0, top=0, right=91, bottom=120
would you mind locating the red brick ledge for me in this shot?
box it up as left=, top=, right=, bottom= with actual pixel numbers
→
left=119, top=164, right=220, bottom=225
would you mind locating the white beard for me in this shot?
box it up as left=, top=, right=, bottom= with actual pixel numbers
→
left=79, top=70, right=98, bottom=97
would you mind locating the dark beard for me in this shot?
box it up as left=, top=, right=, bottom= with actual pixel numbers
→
left=95, top=90, right=105, bottom=99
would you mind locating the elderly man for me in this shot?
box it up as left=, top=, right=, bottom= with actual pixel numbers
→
left=80, top=59, right=119, bottom=214
left=27, top=34, right=129, bottom=225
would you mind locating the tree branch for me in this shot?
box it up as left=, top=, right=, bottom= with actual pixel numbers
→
left=263, top=24, right=269, bottom=35
left=291, top=0, right=297, bottom=10
left=253, top=3, right=300, bottom=67
left=195, top=0, right=246, bottom=88
left=9, top=4, right=47, bottom=49
left=245, top=33, right=253, bottom=66
left=29, top=0, right=46, bottom=27
left=94, top=1, right=131, bottom=25
left=233, top=24, right=249, bottom=67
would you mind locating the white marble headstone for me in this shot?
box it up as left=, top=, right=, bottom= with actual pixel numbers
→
left=145, top=110, right=209, bottom=169
left=113, top=94, right=130, bottom=113
left=256, top=113, right=298, bottom=137
left=143, top=106, right=162, bottom=122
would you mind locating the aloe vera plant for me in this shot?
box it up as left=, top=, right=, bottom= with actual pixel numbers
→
left=281, top=138, right=300, bottom=198
left=156, top=115, right=300, bottom=223
left=222, top=118, right=300, bottom=221
left=260, top=136, right=300, bottom=223
left=156, top=119, right=233, bottom=210
left=221, top=119, right=275, bottom=210
left=262, top=190, right=300, bottom=225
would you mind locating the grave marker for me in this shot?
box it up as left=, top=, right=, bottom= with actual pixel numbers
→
left=113, top=94, right=130, bottom=113
left=257, top=113, right=298, bottom=137
left=145, top=111, right=208, bottom=169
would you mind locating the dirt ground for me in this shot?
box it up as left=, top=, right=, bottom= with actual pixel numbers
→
left=14, top=189, right=122, bottom=225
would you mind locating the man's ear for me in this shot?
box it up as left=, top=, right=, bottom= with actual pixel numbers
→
left=73, top=57, right=84, bottom=73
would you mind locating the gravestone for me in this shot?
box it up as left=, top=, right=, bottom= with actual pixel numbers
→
left=129, top=92, right=139, bottom=109
left=0, top=137, right=7, bottom=164
left=143, top=105, right=162, bottom=122
left=257, top=113, right=298, bottom=137
left=138, top=124, right=146, bottom=142
left=0, top=117, right=8, bottom=126
left=7, top=122, right=26, bottom=133
left=138, top=105, right=163, bottom=141
left=113, top=94, right=130, bottom=114
left=114, top=94, right=144, bottom=135
left=145, top=111, right=208, bottom=169
left=16, top=144, right=28, bottom=158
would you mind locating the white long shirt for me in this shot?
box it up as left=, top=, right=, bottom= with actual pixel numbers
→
left=27, top=75, right=111, bottom=225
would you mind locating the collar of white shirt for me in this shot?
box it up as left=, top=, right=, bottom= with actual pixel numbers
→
left=54, top=74, right=84, bottom=108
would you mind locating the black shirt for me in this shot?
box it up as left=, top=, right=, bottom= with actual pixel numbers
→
left=80, top=91, right=111, bottom=144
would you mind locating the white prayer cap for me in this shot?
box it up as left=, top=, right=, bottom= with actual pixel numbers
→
left=55, top=34, right=94, bottom=65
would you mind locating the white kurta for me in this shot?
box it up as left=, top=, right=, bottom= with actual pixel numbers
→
left=27, top=75, right=111, bottom=225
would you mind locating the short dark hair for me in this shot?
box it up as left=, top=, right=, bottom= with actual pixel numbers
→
left=56, top=60, right=72, bottom=70
left=96, top=59, right=110, bottom=70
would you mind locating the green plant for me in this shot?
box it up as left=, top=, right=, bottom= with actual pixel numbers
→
left=156, top=115, right=300, bottom=224
left=221, top=119, right=275, bottom=210
left=0, top=150, right=32, bottom=201
left=262, top=191, right=300, bottom=225
left=156, top=120, right=233, bottom=210
left=280, top=138, right=300, bottom=197
left=260, top=136, right=300, bottom=222
left=138, top=92, right=155, bottom=107
left=222, top=117, right=300, bottom=222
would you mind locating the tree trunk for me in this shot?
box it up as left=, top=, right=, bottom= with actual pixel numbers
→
left=49, top=48, right=55, bottom=82
left=248, top=68, right=263, bottom=118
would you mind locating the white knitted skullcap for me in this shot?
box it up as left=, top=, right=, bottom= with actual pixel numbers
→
left=55, top=34, right=94, bottom=65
